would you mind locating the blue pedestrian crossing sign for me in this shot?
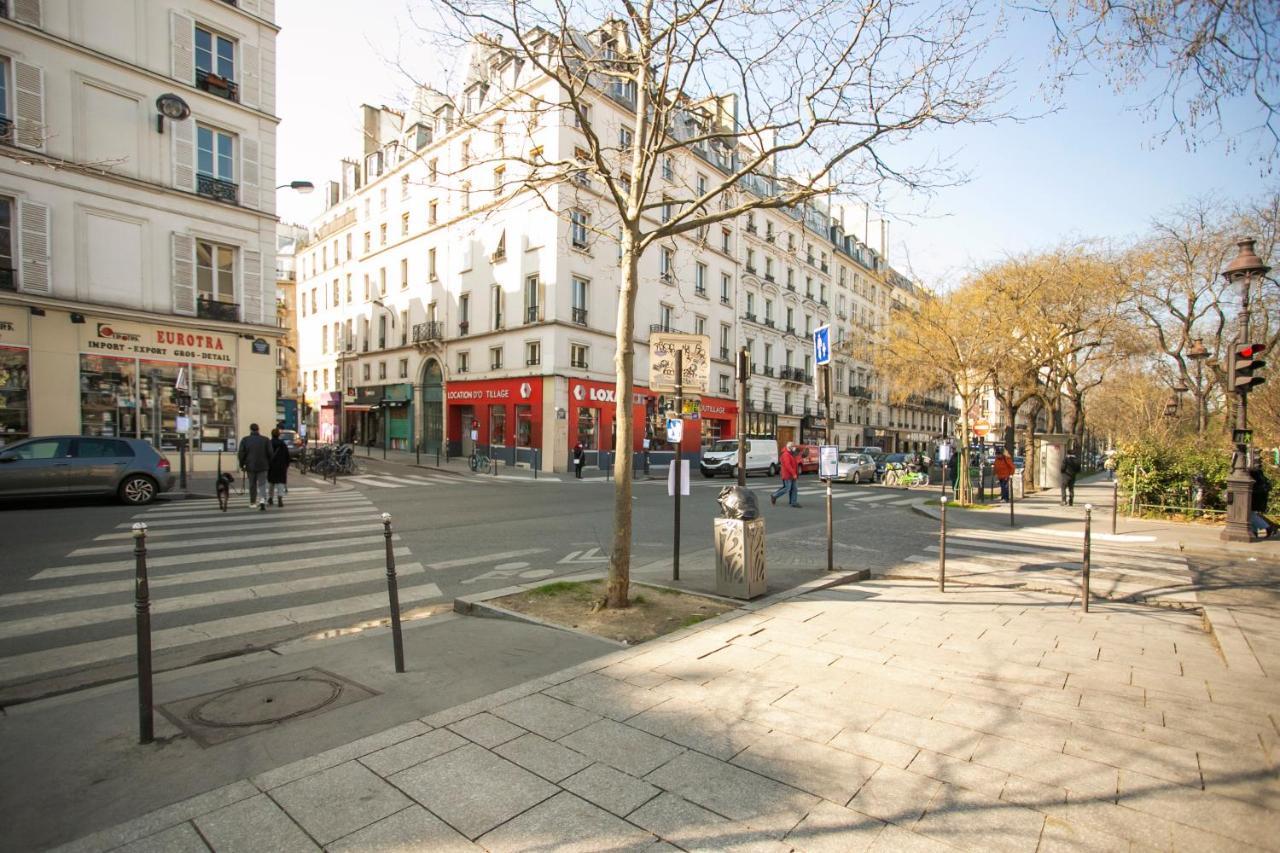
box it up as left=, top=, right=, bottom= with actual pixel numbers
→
left=813, top=325, right=831, bottom=366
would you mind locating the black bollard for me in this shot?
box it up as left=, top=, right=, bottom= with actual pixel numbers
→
left=382, top=513, right=406, bottom=673
left=939, top=499, right=947, bottom=592
left=1082, top=503, right=1093, bottom=613
left=133, top=523, right=154, bottom=744
left=1111, top=477, right=1118, bottom=536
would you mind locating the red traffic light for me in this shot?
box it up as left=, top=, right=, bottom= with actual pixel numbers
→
left=1231, top=340, right=1267, bottom=392
left=1238, top=343, right=1266, bottom=358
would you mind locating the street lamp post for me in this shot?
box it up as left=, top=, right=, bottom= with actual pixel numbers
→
left=1185, top=338, right=1209, bottom=434
left=1220, top=238, right=1270, bottom=543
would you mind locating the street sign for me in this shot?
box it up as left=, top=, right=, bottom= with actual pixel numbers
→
left=819, top=445, right=839, bottom=479
left=938, top=440, right=953, bottom=462
left=666, top=418, right=684, bottom=443
left=972, top=419, right=991, bottom=437
left=813, top=325, right=831, bottom=366
left=649, top=333, right=710, bottom=393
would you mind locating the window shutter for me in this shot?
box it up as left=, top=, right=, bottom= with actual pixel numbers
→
left=171, top=117, right=195, bottom=191
left=239, top=0, right=260, bottom=14
left=241, top=248, right=264, bottom=324
left=258, top=0, right=276, bottom=20
left=13, top=61, right=45, bottom=152
left=259, top=42, right=276, bottom=114
left=170, top=11, right=194, bottom=83
left=259, top=135, right=276, bottom=216
left=17, top=200, right=50, bottom=295
left=239, top=43, right=260, bottom=109
left=240, top=137, right=260, bottom=210
left=13, top=0, right=41, bottom=27
left=171, top=233, right=196, bottom=315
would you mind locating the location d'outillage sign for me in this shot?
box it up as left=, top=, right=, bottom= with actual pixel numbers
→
left=649, top=333, right=710, bottom=394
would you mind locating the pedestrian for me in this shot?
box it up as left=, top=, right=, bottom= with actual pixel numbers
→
left=237, top=423, right=273, bottom=511
left=994, top=448, right=1015, bottom=503
left=573, top=442, right=585, bottom=479
left=1103, top=453, right=1116, bottom=481
left=268, top=427, right=290, bottom=507
left=770, top=441, right=802, bottom=508
left=1060, top=449, right=1081, bottom=506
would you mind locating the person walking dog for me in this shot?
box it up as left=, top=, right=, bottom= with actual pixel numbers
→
left=771, top=441, right=802, bottom=508
left=237, top=423, right=273, bottom=511
left=267, top=427, right=290, bottom=507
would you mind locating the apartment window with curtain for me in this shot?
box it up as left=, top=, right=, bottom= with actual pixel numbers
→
left=196, top=241, right=237, bottom=320
left=660, top=247, right=674, bottom=281
left=720, top=273, right=731, bottom=304
left=524, top=275, right=539, bottom=323
left=571, top=277, right=588, bottom=325
left=695, top=263, right=706, bottom=295
left=490, top=346, right=503, bottom=370
left=570, top=209, right=589, bottom=249
left=196, top=125, right=236, bottom=202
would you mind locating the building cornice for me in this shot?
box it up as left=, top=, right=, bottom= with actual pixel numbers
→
left=0, top=293, right=284, bottom=338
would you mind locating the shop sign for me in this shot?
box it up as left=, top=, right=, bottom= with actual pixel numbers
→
left=700, top=402, right=732, bottom=416
left=0, top=305, right=29, bottom=346
left=446, top=378, right=542, bottom=404
left=570, top=381, right=647, bottom=406
left=80, top=318, right=234, bottom=364
left=649, top=333, right=710, bottom=394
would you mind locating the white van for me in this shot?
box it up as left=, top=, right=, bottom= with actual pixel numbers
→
left=699, top=438, right=780, bottom=478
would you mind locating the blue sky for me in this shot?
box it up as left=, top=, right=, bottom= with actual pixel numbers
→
left=274, top=2, right=1271, bottom=289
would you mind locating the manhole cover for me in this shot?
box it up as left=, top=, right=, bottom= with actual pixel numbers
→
left=159, top=668, right=378, bottom=747
left=190, top=676, right=343, bottom=728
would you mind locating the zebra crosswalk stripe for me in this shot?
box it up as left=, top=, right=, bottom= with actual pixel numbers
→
left=69, top=522, right=395, bottom=556
left=100, top=511, right=384, bottom=539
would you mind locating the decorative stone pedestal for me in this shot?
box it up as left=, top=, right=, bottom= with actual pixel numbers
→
left=714, top=517, right=767, bottom=599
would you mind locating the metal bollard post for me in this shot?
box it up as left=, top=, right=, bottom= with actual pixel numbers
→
left=1111, top=477, right=1118, bottom=536
left=533, top=448, right=539, bottom=480
left=939, top=499, right=947, bottom=592
left=133, top=523, right=154, bottom=744
left=1082, top=504, right=1092, bottom=613
left=1009, top=474, right=1015, bottom=528
left=381, top=513, right=406, bottom=673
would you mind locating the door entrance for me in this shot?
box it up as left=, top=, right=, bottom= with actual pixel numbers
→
left=420, top=360, right=443, bottom=454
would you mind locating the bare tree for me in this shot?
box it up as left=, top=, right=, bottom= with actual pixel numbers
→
left=1041, top=0, right=1280, bottom=161
left=414, top=0, right=1009, bottom=606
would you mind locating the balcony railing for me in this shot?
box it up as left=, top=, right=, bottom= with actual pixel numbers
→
left=458, top=320, right=469, bottom=336
left=413, top=321, right=443, bottom=343
left=197, top=174, right=238, bottom=204
left=720, top=295, right=731, bottom=305
left=526, top=357, right=540, bottom=366
left=571, top=358, right=588, bottom=368
left=763, top=402, right=774, bottom=411
left=0, top=267, right=15, bottom=292
left=762, top=366, right=774, bottom=377
left=196, top=297, right=239, bottom=322
left=572, top=307, right=588, bottom=325
left=525, top=305, right=542, bottom=324
left=784, top=404, right=794, bottom=414
left=650, top=323, right=680, bottom=334
left=196, top=71, right=239, bottom=102
left=743, top=313, right=757, bottom=323
left=694, top=286, right=707, bottom=297
left=719, top=346, right=730, bottom=360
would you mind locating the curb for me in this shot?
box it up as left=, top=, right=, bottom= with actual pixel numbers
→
left=1200, top=605, right=1267, bottom=676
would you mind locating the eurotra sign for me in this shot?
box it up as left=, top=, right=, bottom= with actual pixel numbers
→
left=649, top=333, right=710, bottom=394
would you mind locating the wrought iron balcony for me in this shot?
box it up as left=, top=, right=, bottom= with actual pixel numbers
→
left=762, top=366, right=774, bottom=377
left=196, top=297, right=239, bottom=322
left=720, top=295, right=731, bottom=305
left=458, top=320, right=469, bottom=336
left=413, top=321, right=443, bottom=343
left=572, top=307, right=588, bottom=325
left=196, top=71, right=239, bottom=102
left=526, top=305, right=541, bottom=323
left=649, top=323, right=680, bottom=334
left=719, top=346, right=730, bottom=360
left=197, top=174, right=238, bottom=204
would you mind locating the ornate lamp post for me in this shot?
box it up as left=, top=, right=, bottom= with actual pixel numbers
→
left=1185, top=338, right=1209, bottom=433
left=1220, top=238, right=1269, bottom=543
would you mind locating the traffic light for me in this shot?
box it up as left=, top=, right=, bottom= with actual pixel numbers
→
left=1229, top=342, right=1267, bottom=392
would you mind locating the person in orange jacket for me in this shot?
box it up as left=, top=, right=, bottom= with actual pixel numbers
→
left=994, top=448, right=1016, bottom=503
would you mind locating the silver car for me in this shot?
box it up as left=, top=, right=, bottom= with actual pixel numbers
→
left=0, top=435, right=176, bottom=505
left=836, top=452, right=877, bottom=484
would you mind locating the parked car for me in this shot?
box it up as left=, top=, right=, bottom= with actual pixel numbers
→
left=793, top=444, right=821, bottom=474
left=836, top=452, right=877, bottom=484
left=699, top=438, right=780, bottom=478
left=0, top=435, right=175, bottom=505
left=851, top=447, right=886, bottom=481
left=278, top=429, right=305, bottom=460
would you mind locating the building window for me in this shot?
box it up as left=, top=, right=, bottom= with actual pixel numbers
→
left=379, top=267, right=387, bottom=295
left=196, top=125, right=236, bottom=202
left=721, top=229, right=730, bottom=253
left=492, top=285, right=504, bottom=329
left=379, top=188, right=387, bottom=210
left=400, top=258, right=408, bottom=289
left=490, top=346, right=503, bottom=370
left=363, top=232, right=371, bottom=253
left=401, top=212, right=410, bottom=236
left=457, top=351, right=469, bottom=373
left=719, top=374, right=730, bottom=394
left=720, top=273, right=731, bottom=304
left=570, top=209, right=589, bottom=249
left=195, top=240, right=236, bottom=318
left=378, top=315, right=387, bottom=349
left=525, top=341, right=540, bottom=366
left=399, top=358, right=409, bottom=379
left=493, top=166, right=505, bottom=197
left=695, top=263, right=706, bottom=295
left=194, top=26, right=236, bottom=97
left=428, top=248, right=437, bottom=280
left=662, top=157, right=673, bottom=180
left=321, top=326, right=329, bottom=355
left=571, top=277, right=588, bottom=325
left=660, top=247, right=674, bottom=282
left=459, top=293, right=470, bottom=334
left=461, top=182, right=471, bottom=212
left=378, top=361, right=387, bottom=380
left=695, top=315, right=706, bottom=336
left=429, top=200, right=438, bottom=224
left=659, top=303, right=674, bottom=331
left=379, top=223, right=387, bottom=245
left=362, top=363, right=371, bottom=381
left=524, top=275, right=539, bottom=323
left=401, top=174, right=410, bottom=199
left=619, top=126, right=633, bottom=148
left=570, top=343, right=588, bottom=369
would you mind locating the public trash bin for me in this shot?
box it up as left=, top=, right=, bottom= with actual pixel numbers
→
left=714, top=486, right=766, bottom=599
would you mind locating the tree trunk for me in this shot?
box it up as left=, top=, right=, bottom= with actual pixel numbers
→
left=956, top=401, right=972, bottom=504
left=1023, top=400, right=1040, bottom=493
left=605, top=239, right=640, bottom=609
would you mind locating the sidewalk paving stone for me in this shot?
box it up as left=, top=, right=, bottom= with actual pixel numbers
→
left=269, top=761, right=411, bottom=845
left=388, top=743, right=558, bottom=839
left=783, top=799, right=887, bottom=853
left=490, top=691, right=603, bottom=740
left=627, top=792, right=791, bottom=853
left=478, top=791, right=656, bottom=852
left=559, top=718, right=686, bottom=777
left=729, top=729, right=881, bottom=803
left=560, top=763, right=662, bottom=818
left=495, top=732, right=595, bottom=782
left=115, top=824, right=209, bottom=853
left=357, top=728, right=468, bottom=777
left=914, top=783, right=1047, bottom=853
left=447, top=711, right=529, bottom=748
left=325, top=805, right=478, bottom=852
left=847, top=764, right=942, bottom=824
left=192, top=794, right=317, bottom=853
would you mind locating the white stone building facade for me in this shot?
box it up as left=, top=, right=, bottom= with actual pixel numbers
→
left=0, top=0, right=280, bottom=465
left=295, top=36, right=951, bottom=472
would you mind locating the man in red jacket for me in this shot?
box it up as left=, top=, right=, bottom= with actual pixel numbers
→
left=770, top=441, right=802, bottom=508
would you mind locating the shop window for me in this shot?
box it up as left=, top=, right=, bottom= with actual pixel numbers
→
left=490, top=407, right=507, bottom=446
left=80, top=355, right=139, bottom=440
left=138, top=361, right=183, bottom=449
left=577, top=407, right=598, bottom=450
left=515, top=405, right=533, bottom=447
left=192, top=365, right=235, bottom=451
left=0, top=345, right=30, bottom=445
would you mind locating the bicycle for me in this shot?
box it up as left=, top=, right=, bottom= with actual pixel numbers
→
left=468, top=451, right=492, bottom=473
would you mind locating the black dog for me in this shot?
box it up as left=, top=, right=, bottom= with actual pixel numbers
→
left=215, top=472, right=236, bottom=512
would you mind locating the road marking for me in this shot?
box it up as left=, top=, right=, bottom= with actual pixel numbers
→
left=888, top=498, right=920, bottom=506
left=0, top=563, right=427, bottom=640
left=336, top=475, right=407, bottom=489
left=31, top=534, right=397, bottom=580
left=0, top=582, right=444, bottom=684
left=558, top=547, right=609, bottom=564
left=114, top=502, right=371, bottom=528
left=2, top=548, right=413, bottom=608
left=99, top=511, right=385, bottom=539
left=848, top=492, right=901, bottom=502
left=425, top=548, right=548, bottom=570
left=69, top=522, right=392, bottom=556
left=139, top=494, right=370, bottom=517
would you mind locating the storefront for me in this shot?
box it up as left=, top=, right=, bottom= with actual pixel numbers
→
left=316, top=391, right=341, bottom=443
left=445, top=377, right=543, bottom=465
left=0, top=300, right=277, bottom=468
